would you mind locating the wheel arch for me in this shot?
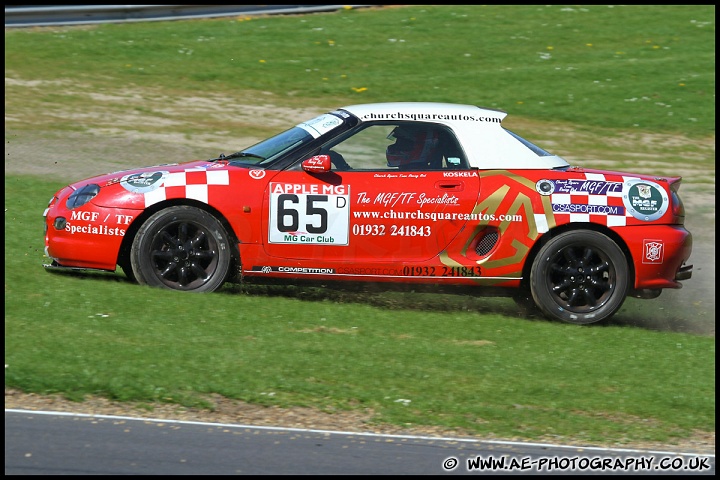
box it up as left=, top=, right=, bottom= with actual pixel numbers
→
left=116, top=199, right=242, bottom=281
left=518, top=222, right=635, bottom=291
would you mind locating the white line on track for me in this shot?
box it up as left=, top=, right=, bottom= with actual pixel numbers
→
left=6, top=408, right=713, bottom=458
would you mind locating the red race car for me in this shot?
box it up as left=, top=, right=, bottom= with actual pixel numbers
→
left=43, top=102, right=693, bottom=324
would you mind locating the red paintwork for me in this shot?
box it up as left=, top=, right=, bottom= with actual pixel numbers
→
left=44, top=159, right=692, bottom=289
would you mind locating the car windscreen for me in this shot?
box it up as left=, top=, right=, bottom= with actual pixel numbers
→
left=228, top=113, right=346, bottom=166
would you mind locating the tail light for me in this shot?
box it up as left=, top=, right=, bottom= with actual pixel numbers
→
left=669, top=179, right=685, bottom=219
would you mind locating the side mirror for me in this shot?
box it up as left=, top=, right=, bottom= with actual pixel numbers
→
left=302, top=154, right=331, bottom=173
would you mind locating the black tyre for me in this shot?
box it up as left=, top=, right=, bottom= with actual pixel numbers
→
left=529, top=231, right=629, bottom=325
left=511, top=288, right=544, bottom=318
left=119, top=260, right=136, bottom=283
left=130, top=206, right=232, bottom=292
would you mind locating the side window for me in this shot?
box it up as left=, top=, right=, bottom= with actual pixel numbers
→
left=321, top=123, right=467, bottom=171
left=435, top=129, right=468, bottom=170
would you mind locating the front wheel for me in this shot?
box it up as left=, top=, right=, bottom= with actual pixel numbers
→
left=530, top=231, right=629, bottom=325
left=130, top=206, right=232, bottom=292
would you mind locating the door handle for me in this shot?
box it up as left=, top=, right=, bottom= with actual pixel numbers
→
left=435, top=181, right=464, bottom=192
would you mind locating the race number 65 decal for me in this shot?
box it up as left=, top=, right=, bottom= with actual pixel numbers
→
left=269, top=183, right=350, bottom=245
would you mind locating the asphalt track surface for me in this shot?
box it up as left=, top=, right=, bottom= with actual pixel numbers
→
left=5, top=410, right=715, bottom=475
left=4, top=5, right=369, bottom=28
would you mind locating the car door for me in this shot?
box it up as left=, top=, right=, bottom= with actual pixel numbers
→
left=261, top=122, right=480, bottom=266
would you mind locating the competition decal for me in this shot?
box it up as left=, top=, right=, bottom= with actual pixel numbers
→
left=622, top=178, right=669, bottom=221
left=350, top=189, right=495, bottom=238
left=642, top=239, right=664, bottom=264
left=359, top=111, right=504, bottom=123
left=268, top=182, right=350, bottom=245
left=252, top=266, right=336, bottom=274
left=542, top=178, right=624, bottom=195
left=551, top=203, right=625, bottom=215
left=251, top=265, right=485, bottom=278
left=120, top=171, right=169, bottom=194
left=543, top=174, right=627, bottom=227
left=356, top=191, right=460, bottom=208
left=64, top=210, right=134, bottom=236
left=543, top=174, right=670, bottom=225
left=402, top=265, right=482, bottom=277
left=443, top=171, right=478, bottom=178
left=373, top=172, right=427, bottom=179
left=297, top=113, right=343, bottom=138
left=142, top=167, right=230, bottom=208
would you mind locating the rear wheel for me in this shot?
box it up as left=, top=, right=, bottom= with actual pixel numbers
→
left=511, top=288, right=543, bottom=318
left=530, top=231, right=629, bottom=325
left=130, top=206, right=232, bottom=292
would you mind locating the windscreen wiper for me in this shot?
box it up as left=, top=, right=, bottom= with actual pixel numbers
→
left=221, top=151, right=266, bottom=161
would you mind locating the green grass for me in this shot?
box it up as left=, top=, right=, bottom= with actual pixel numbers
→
left=4, top=5, right=716, bottom=447
left=4, top=175, right=715, bottom=445
left=4, top=5, right=715, bottom=136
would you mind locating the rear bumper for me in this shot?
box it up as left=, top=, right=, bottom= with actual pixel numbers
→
left=675, top=263, right=693, bottom=281
left=621, top=225, right=693, bottom=290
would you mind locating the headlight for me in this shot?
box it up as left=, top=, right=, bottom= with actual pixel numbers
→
left=66, top=183, right=100, bottom=209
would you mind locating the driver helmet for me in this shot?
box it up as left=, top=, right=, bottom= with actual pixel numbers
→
left=386, top=126, right=440, bottom=168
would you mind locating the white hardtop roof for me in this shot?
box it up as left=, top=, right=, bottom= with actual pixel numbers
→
left=340, top=102, right=568, bottom=169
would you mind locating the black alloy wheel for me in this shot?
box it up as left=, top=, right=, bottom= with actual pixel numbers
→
left=130, top=206, right=232, bottom=292
left=530, top=230, right=629, bottom=325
